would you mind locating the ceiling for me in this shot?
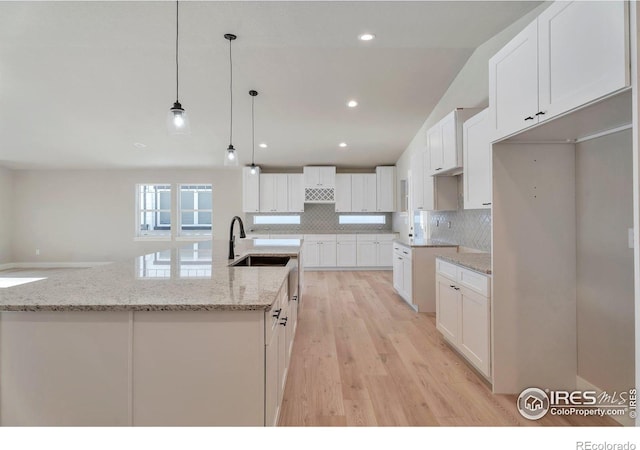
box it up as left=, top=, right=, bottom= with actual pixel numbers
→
left=0, top=1, right=540, bottom=170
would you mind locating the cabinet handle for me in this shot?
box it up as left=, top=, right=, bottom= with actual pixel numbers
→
left=292, top=296, right=298, bottom=302
left=435, top=168, right=443, bottom=171
left=524, top=116, right=534, bottom=121
left=482, top=202, right=492, bottom=206
left=535, top=111, right=546, bottom=116
left=417, top=207, right=423, bottom=210
left=272, top=308, right=282, bottom=319
left=280, top=317, right=288, bottom=326
left=449, top=284, right=456, bottom=289
left=397, top=257, right=402, bottom=260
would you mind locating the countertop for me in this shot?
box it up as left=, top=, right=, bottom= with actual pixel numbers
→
left=0, top=239, right=301, bottom=312
left=436, top=253, right=492, bottom=275
left=250, top=230, right=397, bottom=235
left=393, top=238, right=458, bottom=248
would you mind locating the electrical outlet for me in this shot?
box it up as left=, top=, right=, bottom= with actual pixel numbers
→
left=35, top=248, right=40, bottom=256
left=629, top=228, right=634, bottom=249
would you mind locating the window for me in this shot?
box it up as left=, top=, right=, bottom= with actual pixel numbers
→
left=253, top=215, right=301, bottom=225
left=339, top=215, right=386, bottom=225
left=137, top=184, right=171, bottom=238
left=179, top=184, right=213, bottom=236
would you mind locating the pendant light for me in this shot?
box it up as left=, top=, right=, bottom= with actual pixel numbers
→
left=249, top=90, right=259, bottom=175
left=167, top=0, right=190, bottom=135
left=224, top=33, right=238, bottom=166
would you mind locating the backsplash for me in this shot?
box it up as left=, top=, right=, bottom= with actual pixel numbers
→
left=246, top=203, right=393, bottom=233
left=428, top=209, right=491, bottom=252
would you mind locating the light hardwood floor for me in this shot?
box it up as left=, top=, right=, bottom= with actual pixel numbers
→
left=278, top=271, right=618, bottom=426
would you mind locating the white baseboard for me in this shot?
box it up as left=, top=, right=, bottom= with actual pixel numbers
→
left=0, top=262, right=111, bottom=270
left=576, top=376, right=633, bottom=427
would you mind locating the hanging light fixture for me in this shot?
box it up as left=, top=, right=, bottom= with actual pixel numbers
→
left=248, top=90, right=260, bottom=175
left=167, top=0, right=190, bottom=135
left=224, top=33, right=238, bottom=166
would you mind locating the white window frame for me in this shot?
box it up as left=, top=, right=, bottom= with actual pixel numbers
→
left=178, top=184, right=213, bottom=238
left=135, top=184, right=172, bottom=240
left=253, top=215, right=301, bottom=225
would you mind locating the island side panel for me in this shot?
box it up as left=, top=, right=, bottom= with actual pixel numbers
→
left=0, top=311, right=131, bottom=426
left=132, top=310, right=265, bottom=426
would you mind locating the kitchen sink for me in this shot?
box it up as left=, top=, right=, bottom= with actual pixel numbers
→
left=229, top=255, right=291, bottom=267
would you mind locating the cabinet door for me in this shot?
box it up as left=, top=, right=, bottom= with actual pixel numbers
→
left=538, top=1, right=629, bottom=122
left=393, top=254, right=404, bottom=293
left=303, top=167, right=319, bottom=188
left=427, top=125, right=443, bottom=174
left=265, top=331, right=279, bottom=426
left=459, top=287, right=491, bottom=377
left=318, top=167, right=336, bottom=188
left=488, top=20, right=539, bottom=140
left=401, top=257, right=412, bottom=302
left=259, top=174, right=276, bottom=212
left=303, top=241, right=319, bottom=267
left=334, top=174, right=352, bottom=212
left=277, top=305, right=288, bottom=403
left=356, top=241, right=376, bottom=267
left=287, top=174, right=304, bottom=212
left=242, top=167, right=260, bottom=213
left=274, top=174, right=289, bottom=212
left=318, top=241, right=337, bottom=267
left=440, top=111, right=459, bottom=171
left=336, top=241, right=357, bottom=267
left=362, top=174, right=377, bottom=212
left=351, top=174, right=365, bottom=212
left=376, top=166, right=395, bottom=212
left=435, top=275, right=459, bottom=343
left=410, top=151, right=425, bottom=211
left=463, top=109, right=492, bottom=210
left=376, top=241, right=393, bottom=267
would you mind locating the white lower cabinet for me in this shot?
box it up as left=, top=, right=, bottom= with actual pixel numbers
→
left=435, top=258, right=491, bottom=379
left=356, top=234, right=395, bottom=267
left=303, top=235, right=337, bottom=268
left=336, top=235, right=357, bottom=267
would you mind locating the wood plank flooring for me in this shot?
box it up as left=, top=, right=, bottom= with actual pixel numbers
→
left=278, top=271, right=618, bottom=426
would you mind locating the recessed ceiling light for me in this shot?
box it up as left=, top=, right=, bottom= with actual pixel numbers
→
left=347, top=100, right=358, bottom=108
left=359, top=33, right=375, bottom=41
left=339, top=142, right=348, bottom=148
left=133, top=142, right=147, bottom=149
left=259, top=143, right=268, bottom=148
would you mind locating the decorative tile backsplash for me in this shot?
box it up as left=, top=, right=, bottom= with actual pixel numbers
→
left=428, top=209, right=491, bottom=252
left=245, top=204, right=393, bottom=233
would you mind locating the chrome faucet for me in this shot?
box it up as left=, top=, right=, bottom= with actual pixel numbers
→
left=229, top=216, right=246, bottom=259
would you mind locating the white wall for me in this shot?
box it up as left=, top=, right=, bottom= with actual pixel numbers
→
left=576, top=130, right=635, bottom=393
left=11, top=169, right=242, bottom=263
left=0, top=167, right=14, bottom=264
left=392, top=2, right=550, bottom=239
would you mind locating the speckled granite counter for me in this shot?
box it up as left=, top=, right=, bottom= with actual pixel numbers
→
left=394, top=238, right=458, bottom=248
left=0, top=239, right=300, bottom=312
left=436, top=252, right=492, bottom=275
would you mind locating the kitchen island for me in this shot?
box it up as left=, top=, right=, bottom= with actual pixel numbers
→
left=0, top=239, right=301, bottom=426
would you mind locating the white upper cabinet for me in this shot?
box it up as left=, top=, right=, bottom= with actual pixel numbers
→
left=537, top=1, right=629, bottom=122
left=427, top=109, right=480, bottom=175
left=410, top=151, right=425, bottom=211
left=260, top=174, right=288, bottom=212
left=376, top=166, right=396, bottom=212
left=287, top=174, right=305, bottom=212
left=334, top=174, right=352, bottom=212
left=489, top=1, right=629, bottom=141
left=463, top=109, right=492, bottom=210
left=488, top=20, right=539, bottom=140
left=303, top=166, right=336, bottom=189
left=351, top=174, right=377, bottom=213
left=242, top=167, right=260, bottom=213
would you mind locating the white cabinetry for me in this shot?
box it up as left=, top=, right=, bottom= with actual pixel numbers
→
left=260, top=174, right=288, bottom=213
left=376, top=166, right=396, bottom=212
left=336, top=234, right=357, bottom=267
left=351, top=174, right=377, bottom=212
left=463, top=109, right=492, bottom=209
left=356, top=234, right=394, bottom=267
left=303, top=234, right=337, bottom=268
left=287, top=174, right=304, bottom=212
left=242, top=167, right=260, bottom=213
left=393, top=245, right=412, bottom=305
left=410, top=150, right=425, bottom=211
left=435, top=258, right=491, bottom=378
left=334, top=174, right=352, bottom=212
left=303, top=166, right=336, bottom=189
left=410, top=150, right=458, bottom=212
left=489, top=1, right=629, bottom=141
left=427, top=109, right=480, bottom=175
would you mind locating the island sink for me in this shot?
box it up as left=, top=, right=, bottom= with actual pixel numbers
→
left=230, top=255, right=291, bottom=267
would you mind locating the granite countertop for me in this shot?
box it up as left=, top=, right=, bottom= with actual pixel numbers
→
left=393, top=238, right=458, bottom=249
left=436, top=253, right=492, bottom=275
left=0, top=239, right=301, bottom=312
